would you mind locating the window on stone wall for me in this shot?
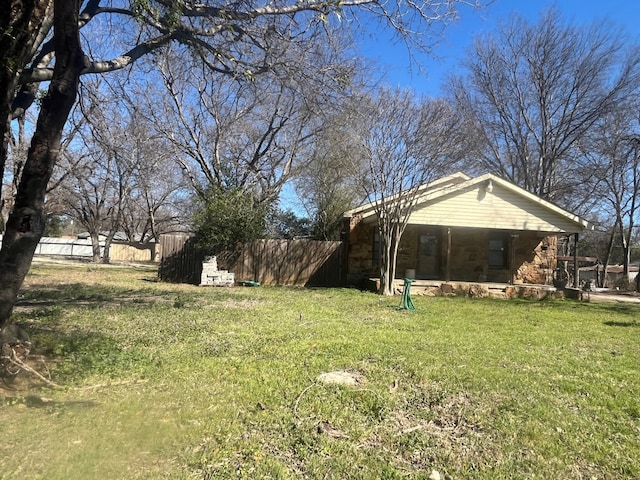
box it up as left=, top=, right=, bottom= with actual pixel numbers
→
left=488, top=232, right=507, bottom=269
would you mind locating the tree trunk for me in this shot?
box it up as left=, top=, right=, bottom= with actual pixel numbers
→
left=0, top=1, right=83, bottom=327
left=378, top=223, right=407, bottom=296
left=0, top=1, right=53, bottom=211
left=102, top=229, right=116, bottom=264
left=379, top=233, right=393, bottom=295
left=90, top=231, right=101, bottom=263
left=617, top=215, right=631, bottom=282
left=601, top=226, right=616, bottom=288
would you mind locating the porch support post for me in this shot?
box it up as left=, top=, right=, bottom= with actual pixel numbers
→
left=510, top=233, right=519, bottom=284
left=573, top=233, right=579, bottom=288
left=446, top=227, right=451, bottom=282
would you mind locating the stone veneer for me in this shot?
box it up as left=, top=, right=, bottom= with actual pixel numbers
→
left=346, top=220, right=558, bottom=286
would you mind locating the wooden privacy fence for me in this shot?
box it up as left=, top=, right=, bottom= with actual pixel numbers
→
left=158, top=235, right=345, bottom=287
left=158, top=234, right=202, bottom=284
left=222, top=239, right=344, bottom=287
left=109, top=242, right=159, bottom=263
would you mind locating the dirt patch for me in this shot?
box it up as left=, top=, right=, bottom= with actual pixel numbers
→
left=317, top=370, right=365, bottom=386
left=586, top=291, right=640, bottom=304
left=356, top=383, right=497, bottom=475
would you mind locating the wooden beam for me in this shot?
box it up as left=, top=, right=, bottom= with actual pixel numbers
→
left=573, top=233, right=579, bottom=288
left=446, top=227, right=451, bottom=282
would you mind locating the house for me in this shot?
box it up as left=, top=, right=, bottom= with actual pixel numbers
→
left=343, top=172, right=591, bottom=294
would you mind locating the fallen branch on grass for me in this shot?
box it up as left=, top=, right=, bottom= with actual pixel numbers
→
left=293, top=382, right=318, bottom=418
left=2, top=348, right=148, bottom=391
left=1, top=348, right=63, bottom=389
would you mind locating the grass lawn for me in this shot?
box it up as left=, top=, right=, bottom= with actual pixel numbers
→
left=1, top=261, right=639, bottom=479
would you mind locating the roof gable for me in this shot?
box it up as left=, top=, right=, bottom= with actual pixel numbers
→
left=347, top=173, right=590, bottom=234
left=343, top=171, right=470, bottom=219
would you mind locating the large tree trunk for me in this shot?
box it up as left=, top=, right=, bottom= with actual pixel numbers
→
left=103, top=226, right=120, bottom=264
left=0, top=0, right=83, bottom=327
left=90, top=231, right=102, bottom=263
left=0, top=1, right=53, bottom=211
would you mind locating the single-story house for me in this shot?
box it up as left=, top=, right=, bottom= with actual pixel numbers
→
left=343, top=172, right=592, bottom=292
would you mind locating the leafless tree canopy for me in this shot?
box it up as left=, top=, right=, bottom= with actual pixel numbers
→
left=50, top=77, right=187, bottom=261
left=346, top=88, right=467, bottom=294
left=9, top=0, right=481, bottom=143
left=450, top=7, right=640, bottom=203
left=577, top=109, right=640, bottom=280
left=293, top=105, right=366, bottom=241
left=141, top=43, right=354, bottom=207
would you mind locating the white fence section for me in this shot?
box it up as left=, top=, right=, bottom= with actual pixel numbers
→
left=0, top=234, right=104, bottom=258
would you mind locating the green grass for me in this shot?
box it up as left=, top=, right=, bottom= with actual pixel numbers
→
left=1, top=262, right=639, bottom=479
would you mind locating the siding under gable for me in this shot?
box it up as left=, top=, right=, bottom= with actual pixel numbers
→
left=408, top=183, right=583, bottom=233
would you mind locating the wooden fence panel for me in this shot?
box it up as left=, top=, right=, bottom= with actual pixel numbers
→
left=303, top=240, right=345, bottom=287
left=109, top=243, right=156, bottom=263
left=223, top=239, right=344, bottom=287
left=158, top=234, right=203, bottom=284
left=159, top=235, right=344, bottom=286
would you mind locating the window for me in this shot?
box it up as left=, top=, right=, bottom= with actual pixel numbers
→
left=488, top=233, right=507, bottom=269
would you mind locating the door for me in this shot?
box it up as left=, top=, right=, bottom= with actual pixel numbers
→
left=417, top=234, right=440, bottom=279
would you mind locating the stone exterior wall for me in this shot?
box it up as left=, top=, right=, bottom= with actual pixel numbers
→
left=345, top=216, right=378, bottom=284
left=515, top=234, right=557, bottom=285
left=346, top=218, right=558, bottom=285
left=448, top=228, right=490, bottom=281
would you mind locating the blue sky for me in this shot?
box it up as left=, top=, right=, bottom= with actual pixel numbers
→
left=360, top=0, right=640, bottom=96
left=284, top=1, right=640, bottom=212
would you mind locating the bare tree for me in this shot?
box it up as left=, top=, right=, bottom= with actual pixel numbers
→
left=54, top=79, right=188, bottom=261
left=56, top=90, right=135, bottom=262
left=0, top=0, right=485, bottom=325
left=120, top=157, right=188, bottom=244
left=57, top=151, right=120, bottom=262
left=2, top=114, right=30, bottom=230
left=0, top=0, right=84, bottom=325
left=450, top=7, right=640, bottom=203
left=347, top=89, right=466, bottom=295
left=293, top=84, right=371, bottom=240
left=95, top=77, right=189, bottom=245
left=294, top=143, right=362, bottom=241
left=578, top=110, right=640, bottom=286
left=144, top=48, right=327, bottom=208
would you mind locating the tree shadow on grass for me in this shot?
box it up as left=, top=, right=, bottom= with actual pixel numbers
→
left=603, top=320, right=640, bottom=328
left=566, top=300, right=640, bottom=318
left=16, top=282, right=176, bottom=312
left=2, top=317, right=155, bottom=396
